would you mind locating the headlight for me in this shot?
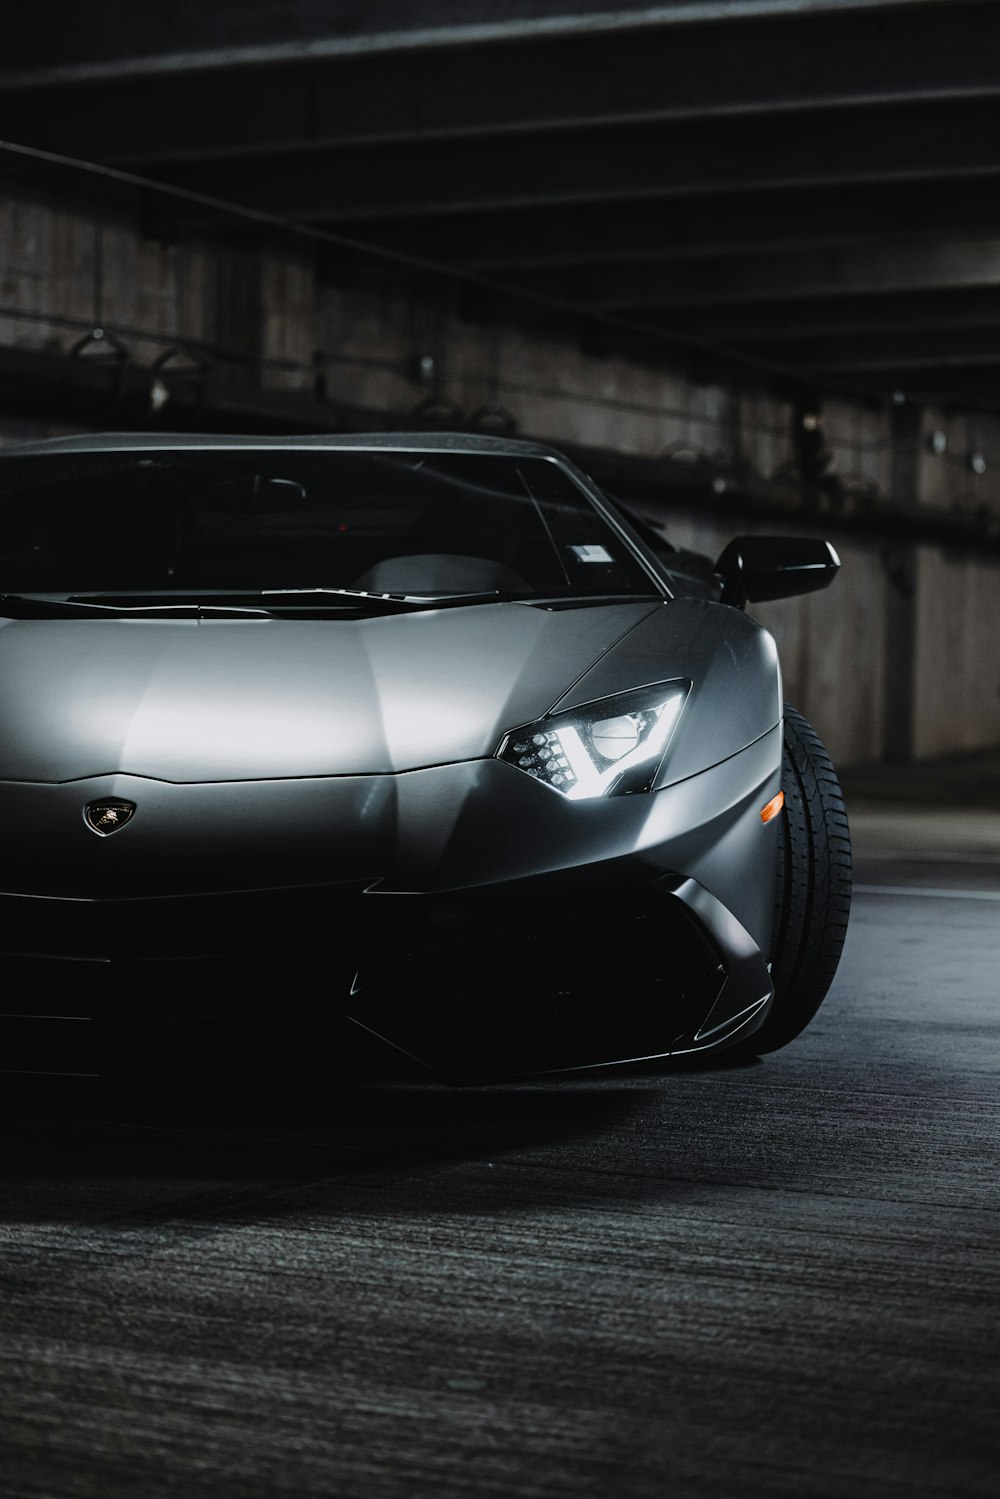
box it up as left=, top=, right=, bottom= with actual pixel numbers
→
left=497, top=681, right=689, bottom=799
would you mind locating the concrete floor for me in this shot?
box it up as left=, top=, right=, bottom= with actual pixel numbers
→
left=1, top=803, right=999, bottom=1498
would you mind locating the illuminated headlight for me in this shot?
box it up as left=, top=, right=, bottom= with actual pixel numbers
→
left=497, top=681, right=689, bottom=799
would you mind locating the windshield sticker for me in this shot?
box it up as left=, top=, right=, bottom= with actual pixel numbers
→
left=569, top=544, right=613, bottom=563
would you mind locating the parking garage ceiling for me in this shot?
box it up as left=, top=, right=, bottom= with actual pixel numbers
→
left=2, top=0, right=999, bottom=405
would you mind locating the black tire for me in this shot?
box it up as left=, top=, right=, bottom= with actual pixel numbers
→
left=745, top=705, right=853, bottom=1054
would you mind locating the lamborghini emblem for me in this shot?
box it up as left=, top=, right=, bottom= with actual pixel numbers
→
left=84, top=799, right=137, bottom=836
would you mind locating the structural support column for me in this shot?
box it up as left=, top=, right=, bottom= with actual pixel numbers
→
left=214, top=245, right=264, bottom=386
left=882, top=403, right=921, bottom=762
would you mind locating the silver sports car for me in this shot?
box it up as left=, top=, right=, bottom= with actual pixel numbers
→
left=0, top=433, right=851, bottom=1077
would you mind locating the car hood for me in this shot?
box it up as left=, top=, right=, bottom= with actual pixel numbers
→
left=0, top=600, right=659, bottom=782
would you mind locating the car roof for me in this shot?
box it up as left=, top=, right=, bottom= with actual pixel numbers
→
left=0, top=431, right=569, bottom=460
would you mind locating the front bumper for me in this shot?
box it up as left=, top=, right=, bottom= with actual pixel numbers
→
left=0, top=726, right=781, bottom=1076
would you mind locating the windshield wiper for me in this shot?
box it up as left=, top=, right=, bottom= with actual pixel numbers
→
left=0, top=593, right=272, bottom=619
left=56, top=590, right=269, bottom=614
left=2, top=588, right=662, bottom=620
left=256, top=587, right=525, bottom=608
left=1, top=593, right=104, bottom=617
left=258, top=586, right=454, bottom=606
left=0, top=588, right=504, bottom=619
left=65, top=588, right=518, bottom=615
left=257, top=589, right=663, bottom=611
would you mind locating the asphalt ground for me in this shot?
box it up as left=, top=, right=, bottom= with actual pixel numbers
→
left=1, top=784, right=999, bottom=1498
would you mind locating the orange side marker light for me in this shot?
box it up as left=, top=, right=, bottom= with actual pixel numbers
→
left=760, top=790, right=785, bottom=824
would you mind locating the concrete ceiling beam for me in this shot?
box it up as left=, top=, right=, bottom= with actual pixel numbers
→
left=0, top=0, right=967, bottom=90
left=331, top=180, right=1000, bottom=272
left=510, top=239, right=1000, bottom=310
left=3, top=5, right=998, bottom=160
left=108, top=98, right=1000, bottom=224
left=743, top=328, right=1000, bottom=373
left=639, top=287, right=1000, bottom=343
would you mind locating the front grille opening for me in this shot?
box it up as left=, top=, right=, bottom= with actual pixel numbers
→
left=384, top=888, right=721, bottom=1019
left=352, top=886, right=727, bottom=1077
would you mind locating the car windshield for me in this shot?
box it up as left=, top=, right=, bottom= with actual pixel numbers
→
left=0, top=449, right=659, bottom=601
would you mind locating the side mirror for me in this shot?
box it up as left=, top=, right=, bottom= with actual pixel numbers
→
left=714, top=535, right=841, bottom=608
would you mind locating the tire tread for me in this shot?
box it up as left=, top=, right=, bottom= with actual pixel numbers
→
left=749, top=705, right=853, bottom=1054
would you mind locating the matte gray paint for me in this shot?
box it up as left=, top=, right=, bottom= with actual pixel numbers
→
left=0, top=602, right=656, bottom=782
left=0, top=727, right=781, bottom=954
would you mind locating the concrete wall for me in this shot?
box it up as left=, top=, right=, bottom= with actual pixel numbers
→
left=3, top=192, right=1000, bottom=767
left=913, top=548, right=1000, bottom=758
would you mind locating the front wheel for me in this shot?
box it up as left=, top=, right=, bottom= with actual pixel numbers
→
left=745, top=705, right=853, bottom=1054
